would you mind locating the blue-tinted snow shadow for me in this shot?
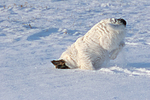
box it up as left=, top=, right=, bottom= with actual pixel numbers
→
left=27, top=28, right=58, bottom=41
left=27, top=28, right=79, bottom=41
left=0, top=33, right=6, bottom=36
left=126, top=63, right=150, bottom=68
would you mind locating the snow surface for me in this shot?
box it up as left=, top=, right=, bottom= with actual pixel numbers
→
left=0, top=0, right=150, bottom=100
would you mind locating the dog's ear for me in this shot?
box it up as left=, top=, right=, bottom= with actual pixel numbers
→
left=51, top=60, right=70, bottom=69
left=51, top=60, right=65, bottom=65
left=51, top=60, right=60, bottom=65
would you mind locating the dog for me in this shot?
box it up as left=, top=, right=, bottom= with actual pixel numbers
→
left=51, top=18, right=127, bottom=70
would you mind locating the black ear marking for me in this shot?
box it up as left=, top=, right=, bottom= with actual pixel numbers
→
left=118, top=18, right=127, bottom=26
left=51, top=60, right=60, bottom=65
left=51, top=60, right=65, bottom=65
left=51, top=59, right=70, bottom=69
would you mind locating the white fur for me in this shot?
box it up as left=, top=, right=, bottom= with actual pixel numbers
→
left=60, top=18, right=126, bottom=70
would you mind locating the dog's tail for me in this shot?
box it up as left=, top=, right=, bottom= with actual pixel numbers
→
left=51, top=59, right=70, bottom=69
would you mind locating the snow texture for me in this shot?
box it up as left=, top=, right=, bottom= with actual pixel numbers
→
left=0, top=0, right=150, bottom=100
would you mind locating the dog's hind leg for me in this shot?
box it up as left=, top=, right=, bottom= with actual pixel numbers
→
left=51, top=59, right=70, bottom=69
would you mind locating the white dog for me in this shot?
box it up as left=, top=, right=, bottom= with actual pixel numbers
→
left=51, top=18, right=127, bottom=70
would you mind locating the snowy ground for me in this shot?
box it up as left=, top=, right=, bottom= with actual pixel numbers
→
left=0, top=0, right=150, bottom=100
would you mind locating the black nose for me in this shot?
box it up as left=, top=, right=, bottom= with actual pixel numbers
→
left=117, top=18, right=126, bottom=26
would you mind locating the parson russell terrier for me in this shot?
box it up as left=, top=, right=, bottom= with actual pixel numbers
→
left=51, top=18, right=127, bottom=70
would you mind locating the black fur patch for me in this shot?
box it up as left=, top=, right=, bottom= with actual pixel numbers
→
left=118, top=18, right=126, bottom=26
left=51, top=59, right=70, bottom=69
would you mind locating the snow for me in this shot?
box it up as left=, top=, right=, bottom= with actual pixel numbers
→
left=0, top=0, right=150, bottom=100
